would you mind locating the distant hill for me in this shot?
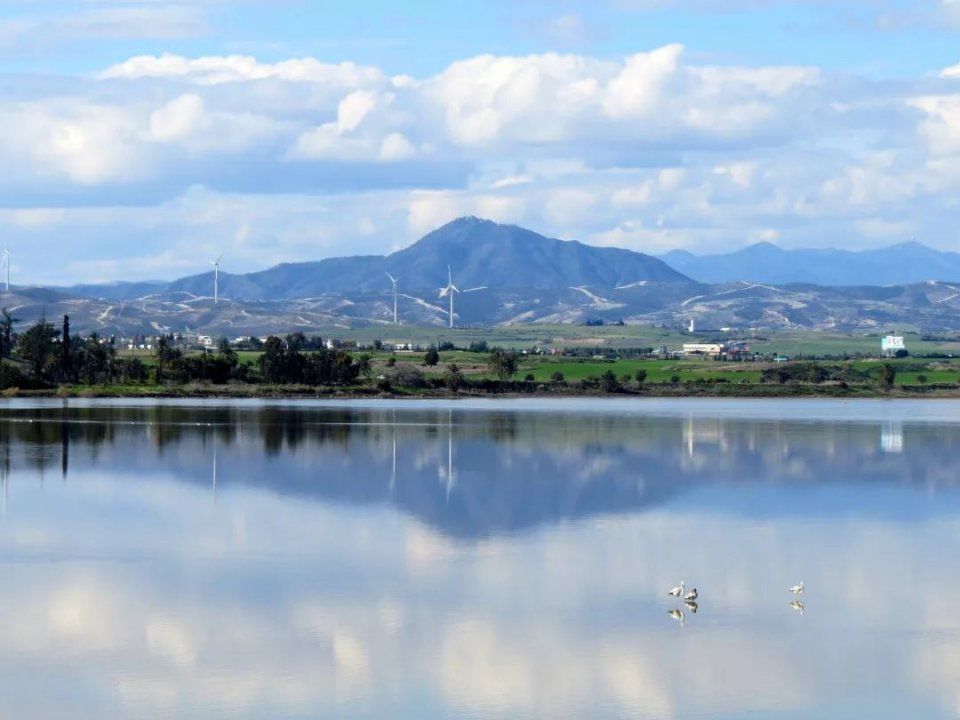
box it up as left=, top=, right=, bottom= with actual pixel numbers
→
left=34, top=219, right=960, bottom=334
left=66, top=217, right=690, bottom=302
left=659, top=241, right=960, bottom=286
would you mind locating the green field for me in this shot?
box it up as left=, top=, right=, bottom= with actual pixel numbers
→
left=112, top=324, right=960, bottom=391
left=118, top=345, right=960, bottom=388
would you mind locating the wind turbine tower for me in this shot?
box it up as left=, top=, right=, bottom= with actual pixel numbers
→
left=1, top=246, right=9, bottom=294
left=439, top=266, right=460, bottom=329
left=211, top=254, right=223, bottom=304
left=386, top=272, right=399, bottom=324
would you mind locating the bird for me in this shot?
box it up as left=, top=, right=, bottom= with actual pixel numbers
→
left=789, top=600, right=805, bottom=616
left=667, top=608, right=685, bottom=627
left=684, top=600, right=699, bottom=614
left=789, top=581, right=804, bottom=595
left=668, top=581, right=685, bottom=598
left=684, top=588, right=698, bottom=602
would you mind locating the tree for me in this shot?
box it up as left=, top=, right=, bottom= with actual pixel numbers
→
left=488, top=348, right=518, bottom=381
left=917, top=374, right=928, bottom=385
left=259, top=336, right=288, bottom=383
left=218, top=338, right=237, bottom=362
left=286, top=332, right=307, bottom=352
left=16, top=315, right=59, bottom=378
left=357, top=354, right=373, bottom=378
left=0, top=308, right=17, bottom=359
left=154, top=334, right=180, bottom=384
left=600, top=370, right=620, bottom=393
left=60, top=315, right=74, bottom=383
left=445, top=363, right=464, bottom=392
left=424, top=346, right=440, bottom=366
left=878, top=363, right=896, bottom=390
left=635, top=368, right=648, bottom=385
left=550, top=370, right=565, bottom=384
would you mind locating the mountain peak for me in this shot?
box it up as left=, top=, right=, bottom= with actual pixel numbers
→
left=742, top=241, right=784, bottom=253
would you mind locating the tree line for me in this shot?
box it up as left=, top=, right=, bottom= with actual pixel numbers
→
left=0, top=314, right=364, bottom=389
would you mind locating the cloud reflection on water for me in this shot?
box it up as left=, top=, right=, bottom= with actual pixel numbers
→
left=0, top=401, right=957, bottom=718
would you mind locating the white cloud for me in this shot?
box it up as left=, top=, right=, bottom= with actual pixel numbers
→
left=101, top=53, right=387, bottom=87
left=379, top=132, right=416, bottom=161
left=0, top=46, right=957, bottom=282
left=150, top=94, right=207, bottom=142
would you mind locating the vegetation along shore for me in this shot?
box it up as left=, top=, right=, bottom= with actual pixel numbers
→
left=4, top=313, right=960, bottom=400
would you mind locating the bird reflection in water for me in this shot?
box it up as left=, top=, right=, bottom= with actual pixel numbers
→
left=789, top=600, right=805, bottom=616
left=667, top=608, right=685, bottom=628
left=684, top=600, right=699, bottom=614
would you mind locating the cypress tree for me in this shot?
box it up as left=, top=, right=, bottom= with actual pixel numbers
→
left=60, top=315, right=72, bottom=383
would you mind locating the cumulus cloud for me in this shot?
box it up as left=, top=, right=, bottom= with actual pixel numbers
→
left=0, top=45, right=957, bottom=282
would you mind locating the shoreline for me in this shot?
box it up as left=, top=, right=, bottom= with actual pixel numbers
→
left=6, top=383, right=960, bottom=401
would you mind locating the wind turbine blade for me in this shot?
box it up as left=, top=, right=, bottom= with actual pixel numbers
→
left=386, top=272, right=396, bottom=283
left=215, top=253, right=223, bottom=265
left=447, top=265, right=452, bottom=285
left=463, top=286, right=487, bottom=293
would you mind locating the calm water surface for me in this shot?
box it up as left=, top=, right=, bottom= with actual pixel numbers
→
left=1, top=398, right=959, bottom=719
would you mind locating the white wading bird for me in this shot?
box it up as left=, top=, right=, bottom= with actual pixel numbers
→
left=684, top=588, right=698, bottom=602
left=668, top=581, right=685, bottom=598
left=789, top=581, right=804, bottom=595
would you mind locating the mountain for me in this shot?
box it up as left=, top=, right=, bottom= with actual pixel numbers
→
left=660, top=241, right=960, bottom=286
left=67, top=217, right=690, bottom=303
left=30, top=218, right=960, bottom=334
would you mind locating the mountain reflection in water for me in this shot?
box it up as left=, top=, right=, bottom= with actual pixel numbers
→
left=2, top=402, right=958, bottom=537
left=0, top=399, right=958, bottom=720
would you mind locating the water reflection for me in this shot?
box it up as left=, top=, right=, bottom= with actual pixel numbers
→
left=0, top=400, right=958, bottom=719
left=5, top=402, right=960, bottom=537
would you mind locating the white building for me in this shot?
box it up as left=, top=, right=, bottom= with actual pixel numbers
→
left=682, top=343, right=724, bottom=356
left=881, top=335, right=905, bottom=357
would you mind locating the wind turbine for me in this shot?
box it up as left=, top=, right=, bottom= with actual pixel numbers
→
left=211, top=253, right=223, bottom=304
left=1, top=245, right=10, bottom=294
left=386, top=272, right=399, bottom=325
left=439, top=265, right=460, bottom=329
left=440, top=266, right=488, bottom=328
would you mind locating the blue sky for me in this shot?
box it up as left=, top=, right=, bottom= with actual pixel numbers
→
left=6, top=0, right=960, bottom=283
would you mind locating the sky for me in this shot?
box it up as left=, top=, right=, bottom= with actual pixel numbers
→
left=6, top=0, right=960, bottom=284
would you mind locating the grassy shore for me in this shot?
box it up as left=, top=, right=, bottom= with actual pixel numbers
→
left=8, top=380, right=960, bottom=400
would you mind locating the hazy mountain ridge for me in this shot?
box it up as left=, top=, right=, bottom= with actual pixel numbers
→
left=65, top=217, right=689, bottom=302
left=660, top=241, right=960, bottom=286
left=22, top=218, right=960, bottom=334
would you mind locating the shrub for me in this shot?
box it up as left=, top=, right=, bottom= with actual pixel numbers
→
left=0, top=362, right=31, bottom=390
left=635, top=369, right=648, bottom=384
left=550, top=370, right=565, bottom=384
left=390, top=365, right=425, bottom=388
left=445, top=364, right=465, bottom=392
left=600, top=370, right=620, bottom=393
left=424, top=346, right=440, bottom=366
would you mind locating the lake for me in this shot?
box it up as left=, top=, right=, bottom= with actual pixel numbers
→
left=0, top=397, right=958, bottom=719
